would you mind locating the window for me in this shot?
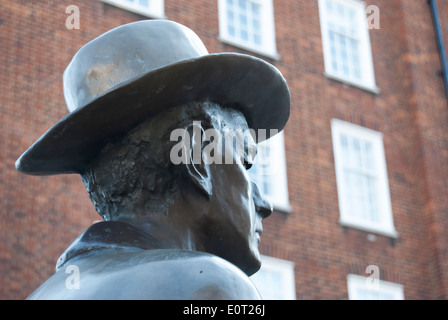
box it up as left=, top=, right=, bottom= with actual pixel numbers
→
left=331, top=119, right=397, bottom=237
left=248, top=131, right=290, bottom=212
left=218, top=0, right=278, bottom=59
left=101, top=0, right=165, bottom=18
left=318, top=0, right=377, bottom=92
left=250, top=255, right=296, bottom=300
left=347, top=274, right=404, bottom=300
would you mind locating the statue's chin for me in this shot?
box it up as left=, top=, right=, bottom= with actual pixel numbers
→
left=231, top=247, right=262, bottom=277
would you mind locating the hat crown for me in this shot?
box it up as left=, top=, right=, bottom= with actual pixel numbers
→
left=63, top=20, right=209, bottom=112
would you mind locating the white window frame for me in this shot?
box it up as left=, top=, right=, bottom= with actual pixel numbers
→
left=249, top=131, right=291, bottom=212
left=318, top=0, right=378, bottom=92
left=218, top=0, right=279, bottom=59
left=101, top=0, right=165, bottom=19
left=331, top=119, right=397, bottom=237
left=347, top=274, right=404, bottom=300
left=250, top=255, right=296, bottom=300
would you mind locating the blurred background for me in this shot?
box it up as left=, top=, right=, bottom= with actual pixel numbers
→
left=1, top=0, right=448, bottom=299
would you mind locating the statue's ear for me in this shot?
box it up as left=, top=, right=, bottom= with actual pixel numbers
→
left=184, top=122, right=213, bottom=199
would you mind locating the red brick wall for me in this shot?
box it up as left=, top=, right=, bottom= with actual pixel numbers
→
left=1, top=0, right=447, bottom=299
left=397, top=0, right=448, bottom=299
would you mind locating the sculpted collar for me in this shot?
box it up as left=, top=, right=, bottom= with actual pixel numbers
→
left=56, top=221, right=162, bottom=270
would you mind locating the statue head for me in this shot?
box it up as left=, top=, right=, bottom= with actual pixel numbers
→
left=81, top=100, right=273, bottom=275
left=16, top=20, right=290, bottom=276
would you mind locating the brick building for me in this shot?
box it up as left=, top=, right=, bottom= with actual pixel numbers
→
left=1, top=0, right=448, bottom=299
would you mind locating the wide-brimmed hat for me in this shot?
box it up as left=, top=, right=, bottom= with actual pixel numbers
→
left=16, top=20, right=290, bottom=176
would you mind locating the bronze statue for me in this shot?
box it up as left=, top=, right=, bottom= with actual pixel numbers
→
left=16, top=20, right=290, bottom=300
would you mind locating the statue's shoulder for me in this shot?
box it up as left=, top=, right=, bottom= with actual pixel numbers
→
left=28, top=249, right=261, bottom=300
left=135, top=249, right=261, bottom=300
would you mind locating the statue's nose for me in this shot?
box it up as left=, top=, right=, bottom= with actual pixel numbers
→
left=252, top=181, right=273, bottom=219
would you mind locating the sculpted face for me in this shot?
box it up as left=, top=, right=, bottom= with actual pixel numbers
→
left=81, top=101, right=274, bottom=276
left=194, top=117, right=273, bottom=276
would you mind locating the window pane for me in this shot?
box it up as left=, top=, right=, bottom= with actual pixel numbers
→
left=249, top=2, right=262, bottom=45
left=352, top=138, right=362, bottom=169
left=340, top=134, right=351, bottom=166
left=342, top=64, right=349, bottom=76
left=222, top=0, right=268, bottom=49
left=139, top=0, right=149, bottom=7
left=353, top=171, right=363, bottom=215
left=239, top=13, right=248, bottom=28
left=348, top=8, right=357, bottom=37
left=259, top=143, right=271, bottom=196
left=252, top=18, right=260, bottom=31
left=228, top=25, right=235, bottom=36
left=340, top=133, right=380, bottom=224
left=227, top=9, right=235, bottom=23
left=326, top=0, right=334, bottom=13
left=362, top=141, right=375, bottom=171
left=366, top=176, right=379, bottom=222
left=343, top=169, right=355, bottom=217
left=238, top=0, right=246, bottom=10
left=337, top=3, right=344, bottom=16
left=322, top=0, right=369, bottom=83
left=353, top=66, right=361, bottom=80
left=349, top=38, right=358, bottom=54
left=251, top=2, right=260, bottom=15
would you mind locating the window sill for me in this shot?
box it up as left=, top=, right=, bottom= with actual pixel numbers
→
left=324, top=72, right=380, bottom=95
left=339, top=219, right=399, bottom=239
left=101, top=0, right=167, bottom=19
left=218, top=37, right=281, bottom=61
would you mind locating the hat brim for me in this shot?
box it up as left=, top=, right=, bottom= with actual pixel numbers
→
left=16, top=53, right=290, bottom=176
